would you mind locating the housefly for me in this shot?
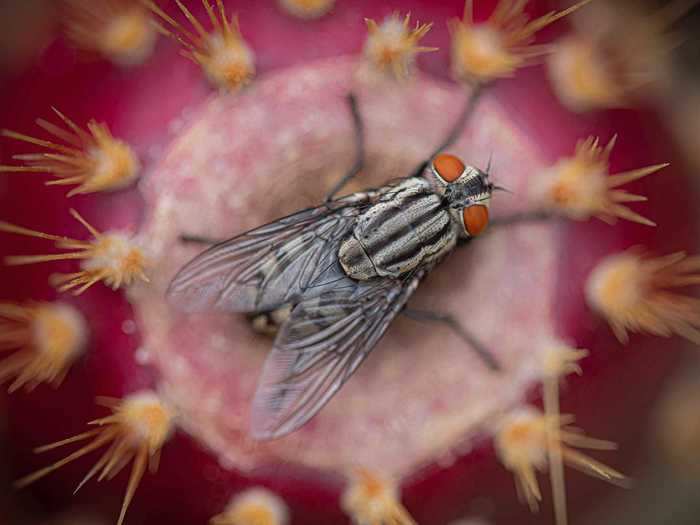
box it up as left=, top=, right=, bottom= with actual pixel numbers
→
left=168, top=89, right=503, bottom=440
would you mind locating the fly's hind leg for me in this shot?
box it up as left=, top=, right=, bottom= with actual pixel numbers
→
left=325, top=93, right=366, bottom=202
left=402, top=307, right=501, bottom=371
left=409, top=84, right=485, bottom=178
left=490, top=210, right=553, bottom=228
left=179, top=234, right=225, bottom=245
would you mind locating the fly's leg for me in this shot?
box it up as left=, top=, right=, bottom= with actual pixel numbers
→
left=490, top=210, right=553, bottom=228
left=402, top=307, right=501, bottom=371
left=410, top=84, right=485, bottom=178
left=455, top=211, right=553, bottom=246
left=428, top=84, right=485, bottom=159
left=179, top=234, right=223, bottom=244
left=325, top=93, right=365, bottom=202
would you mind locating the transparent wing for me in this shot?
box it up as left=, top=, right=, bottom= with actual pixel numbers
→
left=250, top=269, right=425, bottom=439
left=167, top=195, right=372, bottom=313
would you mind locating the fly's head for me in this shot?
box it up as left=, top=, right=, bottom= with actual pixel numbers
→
left=428, top=153, right=493, bottom=238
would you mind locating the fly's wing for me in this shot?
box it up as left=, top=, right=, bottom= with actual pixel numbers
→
left=167, top=195, right=372, bottom=313
left=250, top=269, right=425, bottom=440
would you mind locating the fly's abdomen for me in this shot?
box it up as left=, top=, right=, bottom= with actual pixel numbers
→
left=339, top=180, right=457, bottom=280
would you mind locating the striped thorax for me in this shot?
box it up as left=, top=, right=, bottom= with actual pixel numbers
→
left=339, top=154, right=494, bottom=280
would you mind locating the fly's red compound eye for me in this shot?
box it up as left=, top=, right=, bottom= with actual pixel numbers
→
left=433, top=153, right=465, bottom=182
left=464, top=205, right=489, bottom=236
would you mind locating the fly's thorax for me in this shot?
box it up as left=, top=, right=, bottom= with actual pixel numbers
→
left=338, top=237, right=376, bottom=280
left=339, top=178, right=458, bottom=280
left=425, top=153, right=493, bottom=238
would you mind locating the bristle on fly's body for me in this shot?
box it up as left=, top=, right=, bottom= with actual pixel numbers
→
left=494, top=406, right=624, bottom=513
left=0, top=108, right=140, bottom=197
left=144, top=0, right=255, bottom=92
left=15, top=391, right=175, bottom=525
left=62, top=0, right=158, bottom=66
left=531, top=135, right=667, bottom=225
left=363, top=13, right=436, bottom=80
left=0, top=302, right=87, bottom=392
left=0, top=209, right=148, bottom=294
left=278, top=0, right=335, bottom=20
left=449, top=0, right=593, bottom=85
left=586, top=250, right=700, bottom=344
left=341, top=468, right=416, bottom=525
left=210, top=487, right=290, bottom=525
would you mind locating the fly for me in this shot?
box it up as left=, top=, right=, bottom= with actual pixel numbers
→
left=168, top=88, right=504, bottom=440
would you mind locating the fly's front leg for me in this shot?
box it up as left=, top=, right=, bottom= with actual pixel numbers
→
left=325, top=93, right=365, bottom=202
left=402, top=307, right=501, bottom=371
left=455, top=211, right=553, bottom=246
left=410, top=84, right=485, bottom=178
left=490, top=210, right=553, bottom=228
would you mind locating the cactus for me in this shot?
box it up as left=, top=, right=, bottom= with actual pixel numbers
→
left=1, top=1, right=697, bottom=524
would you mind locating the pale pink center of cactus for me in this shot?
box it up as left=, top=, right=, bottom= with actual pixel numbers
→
left=131, top=57, right=555, bottom=478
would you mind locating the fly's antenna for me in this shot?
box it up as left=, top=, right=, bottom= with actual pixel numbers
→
left=484, top=153, right=511, bottom=194
left=484, top=155, right=511, bottom=194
